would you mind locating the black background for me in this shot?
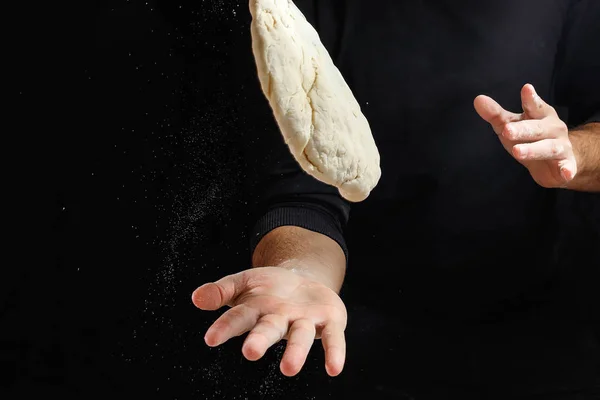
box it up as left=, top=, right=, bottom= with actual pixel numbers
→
left=9, top=0, right=599, bottom=399
left=27, top=1, right=351, bottom=398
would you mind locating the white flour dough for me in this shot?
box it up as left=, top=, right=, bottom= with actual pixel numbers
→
left=249, top=0, right=381, bottom=202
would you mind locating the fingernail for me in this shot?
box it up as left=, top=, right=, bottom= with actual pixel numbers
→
left=514, top=146, right=524, bottom=158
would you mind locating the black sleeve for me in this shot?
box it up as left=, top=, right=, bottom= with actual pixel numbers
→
left=552, top=1, right=600, bottom=239
left=554, top=0, right=600, bottom=127
left=242, top=0, right=351, bottom=262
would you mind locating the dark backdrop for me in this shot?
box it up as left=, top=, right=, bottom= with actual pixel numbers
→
left=33, top=1, right=347, bottom=398
left=9, top=0, right=599, bottom=399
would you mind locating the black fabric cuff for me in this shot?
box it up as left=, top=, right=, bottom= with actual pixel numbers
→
left=249, top=205, right=349, bottom=264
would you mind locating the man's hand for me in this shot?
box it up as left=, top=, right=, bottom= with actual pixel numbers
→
left=191, top=266, right=347, bottom=377
left=474, top=83, right=577, bottom=188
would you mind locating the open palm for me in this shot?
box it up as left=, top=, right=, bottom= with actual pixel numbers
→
left=192, top=266, right=347, bottom=377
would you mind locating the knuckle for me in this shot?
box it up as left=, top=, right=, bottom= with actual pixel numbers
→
left=320, top=306, right=346, bottom=326
left=551, top=142, right=563, bottom=156
left=321, top=327, right=334, bottom=338
left=295, top=319, right=316, bottom=333
left=536, top=121, right=544, bottom=136
left=251, top=328, right=278, bottom=343
left=227, top=305, right=248, bottom=320
left=259, top=315, right=280, bottom=330
left=213, top=282, right=229, bottom=303
left=285, top=342, right=307, bottom=353
left=557, top=121, right=568, bottom=135
left=321, top=326, right=342, bottom=340
left=272, top=303, right=293, bottom=316
left=504, top=126, right=516, bottom=140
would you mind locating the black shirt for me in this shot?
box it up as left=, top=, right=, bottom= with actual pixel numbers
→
left=245, top=0, right=599, bottom=317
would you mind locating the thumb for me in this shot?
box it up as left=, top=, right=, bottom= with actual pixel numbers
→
left=521, top=83, right=556, bottom=119
left=474, top=94, right=521, bottom=134
left=192, top=271, right=247, bottom=310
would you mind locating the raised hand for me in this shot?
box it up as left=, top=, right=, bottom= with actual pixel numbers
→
left=191, top=266, right=347, bottom=377
left=474, top=84, right=577, bottom=188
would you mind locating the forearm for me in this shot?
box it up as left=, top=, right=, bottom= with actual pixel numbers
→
left=252, top=226, right=347, bottom=293
left=567, top=122, right=600, bottom=192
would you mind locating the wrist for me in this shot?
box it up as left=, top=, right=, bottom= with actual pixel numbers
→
left=252, top=226, right=347, bottom=292
left=569, top=130, right=587, bottom=175
left=275, top=258, right=341, bottom=292
left=567, top=124, right=600, bottom=191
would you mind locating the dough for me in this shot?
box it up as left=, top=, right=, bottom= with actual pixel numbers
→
left=249, top=0, right=381, bottom=202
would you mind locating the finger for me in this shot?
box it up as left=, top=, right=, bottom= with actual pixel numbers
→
left=321, top=322, right=346, bottom=377
left=521, top=84, right=557, bottom=120
left=204, top=304, right=260, bottom=347
left=192, top=271, right=247, bottom=310
left=504, top=118, right=567, bottom=142
left=503, top=119, right=553, bottom=142
left=242, top=314, right=289, bottom=361
left=280, top=319, right=316, bottom=377
left=513, top=139, right=570, bottom=161
left=474, top=94, right=522, bottom=134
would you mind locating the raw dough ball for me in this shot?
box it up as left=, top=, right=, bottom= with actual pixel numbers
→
left=249, top=0, right=381, bottom=202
